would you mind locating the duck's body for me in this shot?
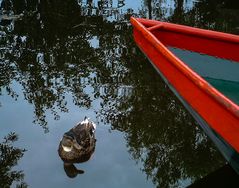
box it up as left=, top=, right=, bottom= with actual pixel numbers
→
left=58, top=118, right=96, bottom=163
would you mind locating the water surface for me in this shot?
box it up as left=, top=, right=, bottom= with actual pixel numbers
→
left=1, top=0, right=239, bottom=187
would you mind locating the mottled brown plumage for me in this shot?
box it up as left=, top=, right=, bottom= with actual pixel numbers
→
left=58, top=118, right=96, bottom=164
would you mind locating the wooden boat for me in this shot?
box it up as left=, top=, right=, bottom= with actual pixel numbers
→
left=130, top=17, right=239, bottom=174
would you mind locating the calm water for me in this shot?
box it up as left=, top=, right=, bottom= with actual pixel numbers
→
left=1, top=0, right=239, bottom=187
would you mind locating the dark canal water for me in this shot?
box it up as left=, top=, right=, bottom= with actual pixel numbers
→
left=1, top=0, right=239, bottom=187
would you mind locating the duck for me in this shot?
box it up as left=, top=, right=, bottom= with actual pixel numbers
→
left=58, top=117, right=96, bottom=164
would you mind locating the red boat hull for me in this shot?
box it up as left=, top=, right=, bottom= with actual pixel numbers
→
left=131, top=17, right=239, bottom=173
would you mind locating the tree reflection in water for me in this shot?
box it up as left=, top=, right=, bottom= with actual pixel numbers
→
left=1, top=0, right=236, bottom=187
left=0, top=0, right=135, bottom=132
left=0, top=132, right=27, bottom=188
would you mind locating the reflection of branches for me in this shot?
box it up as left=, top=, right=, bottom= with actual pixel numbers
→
left=139, top=0, right=239, bottom=34
left=0, top=1, right=99, bottom=131
left=0, top=0, right=135, bottom=132
left=0, top=0, right=136, bottom=135
left=0, top=51, right=19, bottom=105
left=0, top=132, right=27, bottom=188
left=188, top=0, right=239, bottom=33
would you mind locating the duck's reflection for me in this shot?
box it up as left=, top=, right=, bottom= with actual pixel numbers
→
left=58, top=118, right=96, bottom=178
left=63, top=163, right=84, bottom=178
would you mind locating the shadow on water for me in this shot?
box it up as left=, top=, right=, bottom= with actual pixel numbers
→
left=188, top=164, right=239, bottom=187
left=0, top=132, right=27, bottom=188
left=1, top=0, right=239, bottom=187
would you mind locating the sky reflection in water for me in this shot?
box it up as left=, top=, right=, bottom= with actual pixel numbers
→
left=0, top=82, right=153, bottom=188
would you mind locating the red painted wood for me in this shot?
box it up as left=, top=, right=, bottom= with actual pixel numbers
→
left=131, top=17, right=239, bottom=153
left=138, top=18, right=239, bottom=62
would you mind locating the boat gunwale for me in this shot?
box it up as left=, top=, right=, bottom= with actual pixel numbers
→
left=130, top=17, right=239, bottom=119
left=136, top=18, right=239, bottom=44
